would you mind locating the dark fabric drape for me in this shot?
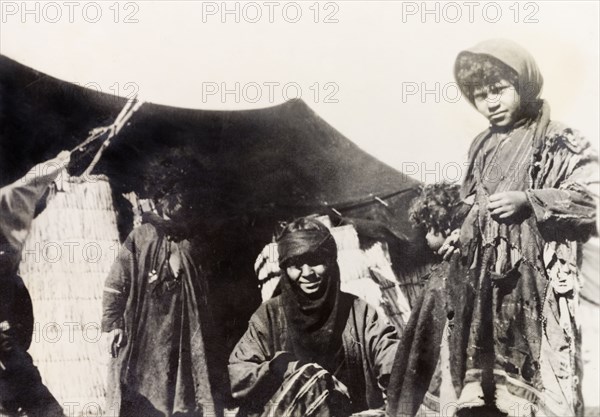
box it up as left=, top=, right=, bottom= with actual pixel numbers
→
left=229, top=294, right=399, bottom=415
left=102, top=223, right=221, bottom=417
left=279, top=264, right=352, bottom=373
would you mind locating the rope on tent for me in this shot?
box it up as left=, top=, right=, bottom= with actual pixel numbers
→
left=262, top=186, right=419, bottom=215
left=374, top=196, right=389, bottom=207
left=71, top=97, right=144, bottom=180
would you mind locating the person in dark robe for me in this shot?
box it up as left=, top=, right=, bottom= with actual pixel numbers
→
left=1, top=151, right=70, bottom=417
left=389, top=39, right=598, bottom=417
left=386, top=183, right=470, bottom=416
left=101, top=188, right=222, bottom=417
left=228, top=216, right=399, bottom=417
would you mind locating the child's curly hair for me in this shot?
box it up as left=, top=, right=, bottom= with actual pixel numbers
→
left=455, top=53, right=519, bottom=103
left=409, top=182, right=462, bottom=234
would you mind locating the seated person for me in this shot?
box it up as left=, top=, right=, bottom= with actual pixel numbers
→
left=228, top=216, right=399, bottom=417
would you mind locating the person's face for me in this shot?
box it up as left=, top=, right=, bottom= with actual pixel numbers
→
left=473, top=80, right=521, bottom=128
left=286, top=256, right=330, bottom=295
left=425, top=227, right=446, bottom=252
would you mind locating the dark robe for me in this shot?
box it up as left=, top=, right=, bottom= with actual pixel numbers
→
left=386, top=260, right=452, bottom=417
left=455, top=118, right=596, bottom=413
left=228, top=293, right=399, bottom=416
left=102, top=223, right=220, bottom=417
left=388, top=40, right=598, bottom=417
left=389, top=123, right=597, bottom=417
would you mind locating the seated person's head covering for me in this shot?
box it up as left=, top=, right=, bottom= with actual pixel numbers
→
left=276, top=216, right=352, bottom=371
left=277, top=217, right=337, bottom=270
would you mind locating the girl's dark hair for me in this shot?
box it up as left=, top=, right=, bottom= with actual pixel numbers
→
left=455, top=53, right=519, bottom=102
left=409, top=182, right=462, bottom=234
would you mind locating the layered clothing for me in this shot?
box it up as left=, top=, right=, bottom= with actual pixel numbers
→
left=230, top=223, right=399, bottom=416
left=228, top=292, right=399, bottom=416
left=102, top=218, right=220, bottom=417
left=388, top=39, right=598, bottom=417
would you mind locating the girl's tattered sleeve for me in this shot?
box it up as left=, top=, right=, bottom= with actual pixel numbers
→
left=101, top=234, right=135, bottom=332
left=228, top=308, right=298, bottom=403
left=526, top=129, right=599, bottom=242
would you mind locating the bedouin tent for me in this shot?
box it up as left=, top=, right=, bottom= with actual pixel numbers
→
left=4, top=55, right=597, bottom=304
left=0, top=54, right=430, bottom=391
left=0, top=55, right=421, bottom=222
left=3, top=54, right=598, bottom=414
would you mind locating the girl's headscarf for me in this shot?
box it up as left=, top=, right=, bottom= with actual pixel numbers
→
left=455, top=38, right=544, bottom=107
left=454, top=39, right=551, bottom=187
left=277, top=218, right=352, bottom=371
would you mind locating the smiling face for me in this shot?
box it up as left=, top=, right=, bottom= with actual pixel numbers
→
left=473, top=79, right=522, bottom=128
left=285, top=255, right=330, bottom=296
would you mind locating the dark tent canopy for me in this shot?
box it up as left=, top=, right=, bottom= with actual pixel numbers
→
left=0, top=54, right=420, bottom=229
left=0, top=54, right=428, bottom=363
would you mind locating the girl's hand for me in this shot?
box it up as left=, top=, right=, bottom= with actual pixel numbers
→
left=488, top=191, right=531, bottom=224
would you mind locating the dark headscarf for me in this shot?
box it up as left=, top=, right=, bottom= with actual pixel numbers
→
left=454, top=39, right=551, bottom=188
left=277, top=218, right=352, bottom=371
